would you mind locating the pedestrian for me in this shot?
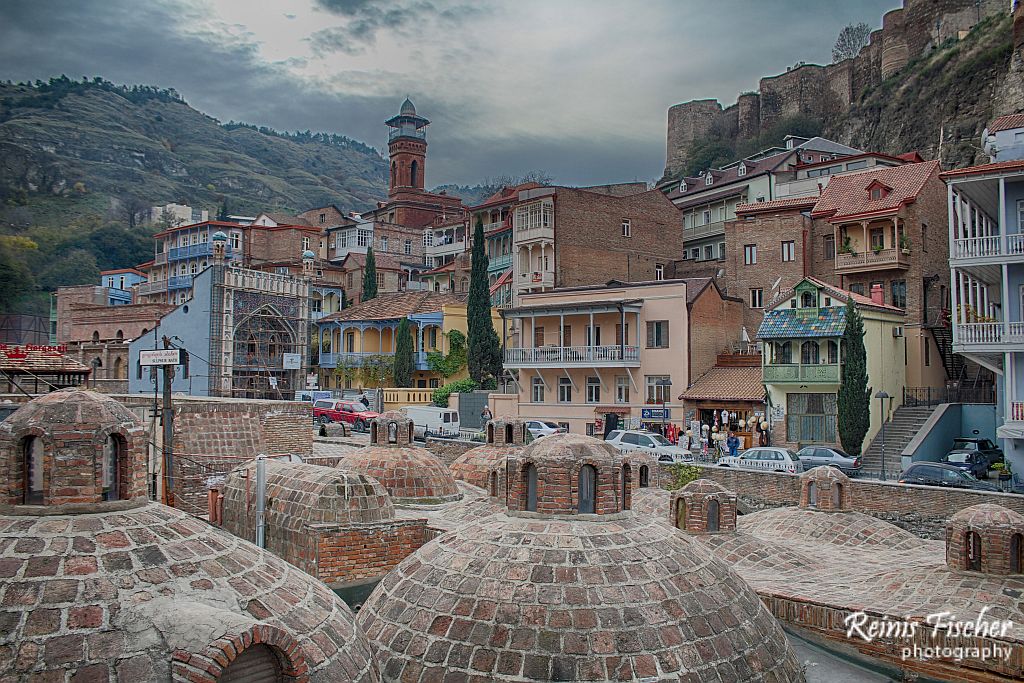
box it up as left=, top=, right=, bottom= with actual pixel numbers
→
left=481, top=404, right=492, bottom=422
left=727, top=431, right=740, bottom=457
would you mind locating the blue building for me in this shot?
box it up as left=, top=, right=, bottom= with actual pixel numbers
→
left=946, top=115, right=1024, bottom=474
left=99, top=268, right=147, bottom=305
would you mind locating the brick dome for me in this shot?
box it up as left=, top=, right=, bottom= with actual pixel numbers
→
left=946, top=503, right=1024, bottom=575
left=449, top=417, right=527, bottom=495
left=0, top=502, right=380, bottom=682
left=671, top=478, right=738, bottom=534
left=339, top=412, right=461, bottom=505
left=798, top=465, right=850, bottom=512
left=358, top=503, right=803, bottom=681
left=0, top=389, right=148, bottom=509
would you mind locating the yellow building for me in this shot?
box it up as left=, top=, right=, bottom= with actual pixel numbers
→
left=758, top=277, right=907, bottom=452
left=314, top=292, right=499, bottom=390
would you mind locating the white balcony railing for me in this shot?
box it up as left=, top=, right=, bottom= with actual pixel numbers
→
left=955, top=322, right=1004, bottom=345
left=1011, top=402, right=1024, bottom=422
left=953, top=235, right=1002, bottom=259
left=504, top=345, right=640, bottom=366
left=516, top=270, right=554, bottom=288
left=1009, top=234, right=1024, bottom=255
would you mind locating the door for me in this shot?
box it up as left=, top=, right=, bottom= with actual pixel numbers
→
left=578, top=465, right=596, bottom=514
left=814, top=448, right=834, bottom=467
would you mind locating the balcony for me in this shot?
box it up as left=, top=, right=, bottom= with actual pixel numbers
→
left=318, top=351, right=428, bottom=370
left=137, top=281, right=168, bottom=296
left=168, top=275, right=193, bottom=290
left=683, top=220, right=726, bottom=240
left=504, top=345, right=641, bottom=368
left=168, top=242, right=213, bottom=261
left=516, top=270, right=554, bottom=289
left=835, top=247, right=909, bottom=273
left=515, top=224, right=553, bottom=244
left=154, top=252, right=167, bottom=265
left=1011, top=402, right=1024, bottom=421
left=763, top=363, right=840, bottom=384
left=482, top=221, right=505, bottom=232
left=389, top=127, right=425, bottom=141
left=954, top=322, right=1024, bottom=350
left=488, top=252, right=512, bottom=271
left=952, top=234, right=1024, bottom=262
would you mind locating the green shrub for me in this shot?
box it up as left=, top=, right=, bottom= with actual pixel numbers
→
left=431, top=378, right=477, bottom=408
left=666, top=463, right=704, bottom=491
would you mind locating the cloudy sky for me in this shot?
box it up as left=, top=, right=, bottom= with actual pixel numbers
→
left=0, top=0, right=897, bottom=187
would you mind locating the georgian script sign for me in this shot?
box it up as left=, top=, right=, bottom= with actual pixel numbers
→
left=0, top=344, right=68, bottom=360
left=140, top=349, right=185, bottom=366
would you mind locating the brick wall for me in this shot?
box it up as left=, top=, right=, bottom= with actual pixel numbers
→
left=317, top=521, right=428, bottom=586
left=554, top=188, right=684, bottom=284
left=687, top=284, right=744, bottom=380
left=661, top=463, right=1024, bottom=539
left=423, top=437, right=479, bottom=466
left=246, top=226, right=320, bottom=264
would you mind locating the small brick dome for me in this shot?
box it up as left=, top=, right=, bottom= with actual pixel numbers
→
left=0, top=501, right=380, bottom=682
left=799, top=465, right=849, bottom=512
left=946, top=503, right=1024, bottom=575
left=0, top=389, right=148, bottom=509
left=358, top=498, right=803, bottom=681
left=449, top=417, right=526, bottom=496
left=671, top=478, right=738, bottom=534
left=339, top=413, right=461, bottom=505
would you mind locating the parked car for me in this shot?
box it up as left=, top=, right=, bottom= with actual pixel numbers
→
left=796, top=446, right=862, bottom=475
left=941, top=450, right=990, bottom=479
left=526, top=421, right=567, bottom=439
left=312, top=399, right=378, bottom=432
left=718, top=447, right=804, bottom=474
left=604, top=430, right=693, bottom=463
left=897, top=462, right=999, bottom=491
left=946, top=438, right=1003, bottom=469
left=404, top=405, right=460, bottom=440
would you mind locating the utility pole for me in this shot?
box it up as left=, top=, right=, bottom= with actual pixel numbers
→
left=161, top=336, right=175, bottom=507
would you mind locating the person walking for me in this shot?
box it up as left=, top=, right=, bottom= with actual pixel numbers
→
left=727, top=431, right=740, bottom=457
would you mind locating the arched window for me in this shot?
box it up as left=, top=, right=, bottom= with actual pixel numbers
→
left=639, top=465, right=650, bottom=488
left=387, top=421, right=398, bottom=444
left=675, top=498, right=686, bottom=529
left=390, top=161, right=396, bottom=187
left=410, top=160, right=419, bottom=187
left=807, top=481, right=817, bottom=508
left=801, top=291, right=816, bottom=308
left=707, top=499, right=720, bottom=532
left=1011, top=534, right=1023, bottom=574
left=578, top=465, right=597, bottom=514
left=621, top=464, right=631, bottom=510
left=408, top=422, right=414, bottom=443
left=487, top=424, right=494, bottom=443
left=800, top=341, right=819, bottom=365
left=22, top=436, right=44, bottom=505
left=101, top=434, right=123, bottom=501
left=220, top=644, right=281, bottom=682
left=489, top=471, right=498, bottom=497
left=521, top=424, right=529, bottom=442
left=779, top=341, right=792, bottom=364
left=523, top=464, right=538, bottom=512
left=92, top=331, right=100, bottom=343
left=832, top=482, right=843, bottom=509
left=115, top=330, right=124, bottom=341
left=504, top=424, right=513, bottom=443
left=370, top=422, right=379, bottom=443
left=141, top=328, right=148, bottom=336
left=113, top=356, right=125, bottom=379
left=827, top=340, right=839, bottom=364
left=966, top=531, right=982, bottom=571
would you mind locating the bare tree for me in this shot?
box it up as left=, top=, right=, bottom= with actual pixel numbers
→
left=118, top=194, right=150, bottom=229
left=832, top=22, right=871, bottom=62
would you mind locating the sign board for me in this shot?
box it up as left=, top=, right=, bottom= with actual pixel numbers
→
left=771, top=405, right=785, bottom=423
left=641, top=408, right=669, bottom=420
left=306, top=373, right=318, bottom=389
left=140, top=349, right=183, bottom=366
left=269, top=376, right=279, bottom=388
left=282, top=353, right=302, bottom=370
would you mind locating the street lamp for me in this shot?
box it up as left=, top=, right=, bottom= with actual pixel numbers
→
left=656, top=379, right=672, bottom=436
left=875, top=390, right=890, bottom=480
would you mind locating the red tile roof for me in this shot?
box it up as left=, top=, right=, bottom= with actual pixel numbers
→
left=100, top=267, right=147, bottom=277
left=679, top=365, right=763, bottom=402
left=472, top=182, right=544, bottom=210
left=940, top=159, right=1024, bottom=179
left=988, top=113, right=1024, bottom=133
left=735, top=196, right=818, bottom=216
left=318, top=292, right=465, bottom=323
left=0, top=344, right=91, bottom=375
left=810, top=160, right=940, bottom=222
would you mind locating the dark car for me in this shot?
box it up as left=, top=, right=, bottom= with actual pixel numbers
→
left=898, top=462, right=999, bottom=491
left=796, top=446, right=862, bottom=475
left=941, top=450, right=989, bottom=479
left=947, top=438, right=1003, bottom=468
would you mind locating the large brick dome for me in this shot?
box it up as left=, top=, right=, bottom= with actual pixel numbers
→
left=357, top=434, right=804, bottom=682
left=337, top=412, right=461, bottom=505
left=449, top=417, right=528, bottom=493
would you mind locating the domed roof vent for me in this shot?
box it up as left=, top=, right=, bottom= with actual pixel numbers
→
left=946, top=503, right=1024, bottom=575
left=211, top=230, right=228, bottom=242
left=399, top=97, right=416, bottom=115
left=799, top=465, right=849, bottom=512
left=450, top=416, right=527, bottom=497
left=671, top=478, right=738, bottom=533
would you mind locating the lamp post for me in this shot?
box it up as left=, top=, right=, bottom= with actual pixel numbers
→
left=656, top=379, right=672, bottom=436
left=875, top=390, right=890, bottom=480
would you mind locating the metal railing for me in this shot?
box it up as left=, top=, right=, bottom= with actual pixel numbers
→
left=168, top=243, right=213, bottom=261
left=504, top=345, right=640, bottom=365
left=168, top=275, right=193, bottom=290
left=903, top=386, right=996, bottom=407
left=389, top=127, right=425, bottom=141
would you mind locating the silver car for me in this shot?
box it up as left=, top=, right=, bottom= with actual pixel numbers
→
left=718, top=446, right=804, bottom=474
left=526, top=421, right=567, bottom=439
left=605, top=430, right=693, bottom=463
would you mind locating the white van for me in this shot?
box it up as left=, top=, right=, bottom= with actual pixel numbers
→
left=403, top=406, right=461, bottom=440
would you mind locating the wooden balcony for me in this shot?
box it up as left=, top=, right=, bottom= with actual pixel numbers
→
left=763, top=363, right=840, bottom=384
left=834, top=247, right=909, bottom=273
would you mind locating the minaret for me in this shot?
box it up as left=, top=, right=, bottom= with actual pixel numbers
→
left=385, top=97, right=429, bottom=196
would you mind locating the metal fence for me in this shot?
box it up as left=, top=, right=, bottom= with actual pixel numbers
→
left=903, top=385, right=995, bottom=407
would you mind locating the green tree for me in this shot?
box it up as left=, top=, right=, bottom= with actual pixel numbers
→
left=426, top=329, right=468, bottom=380
left=362, top=246, right=378, bottom=301
left=393, top=317, right=415, bottom=387
left=466, top=218, right=503, bottom=388
left=838, top=299, right=872, bottom=456
left=0, top=237, right=38, bottom=312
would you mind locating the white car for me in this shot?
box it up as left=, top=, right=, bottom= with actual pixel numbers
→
left=604, top=430, right=693, bottom=463
left=717, top=446, right=804, bottom=474
left=526, top=420, right=567, bottom=439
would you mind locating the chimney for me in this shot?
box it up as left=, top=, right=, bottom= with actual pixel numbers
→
left=870, top=283, right=884, bottom=304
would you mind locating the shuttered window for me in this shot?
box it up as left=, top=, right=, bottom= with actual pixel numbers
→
left=646, top=321, right=669, bottom=348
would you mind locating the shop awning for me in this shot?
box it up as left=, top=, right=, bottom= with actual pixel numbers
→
left=594, top=406, right=631, bottom=414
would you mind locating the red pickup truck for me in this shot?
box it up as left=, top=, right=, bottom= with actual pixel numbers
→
left=312, top=399, right=379, bottom=432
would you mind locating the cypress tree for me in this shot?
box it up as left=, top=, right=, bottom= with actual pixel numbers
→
left=837, top=298, right=872, bottom=455
left=393, top=317, right=415, bottom=388
left=466, top=218, right=503, bottom=388
left=362, top=246, right=378, bottom=301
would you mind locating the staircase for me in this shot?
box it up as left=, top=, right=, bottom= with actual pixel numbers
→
left=859, top=405, right=938, bottom=478
left=929, top=324, right=964, bottom=382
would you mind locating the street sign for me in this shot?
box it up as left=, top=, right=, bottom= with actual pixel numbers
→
left=641, top=408, right=669, bottom=420
left=269, top=377, right=279, bottom=388
left=140, top=349, right=184, bottom=366
left=282, top=353, right=302, bottom=369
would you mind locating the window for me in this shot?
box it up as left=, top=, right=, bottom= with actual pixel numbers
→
left=614, top=323, right=629, bottom=346
left=707, top=499, right=720, bottom=532
left=718, top=242, right=725, bottom=260
left=891, top=280, right=907, bottom=309
left=827, top=340, right=839, bottom=364
left=646, top=321, right=669, bottom=348
left=319, top=213, right=326, bottom=224
left=690, top=248, right=700, bottom=260
left=533, top=326, right=544, bottom=347
left=702, top=209, right=712, bottom=225
left=737, top=164, right=746, bottom=176
left=846, top=160, right=868, bottom=171
left=800, top=341, right=819, bottom=364
left=531, top=377, right=544, bottom=403
left=924, top=337, right=931, bottom=366
left=561, top=325, right=572, bottom=346
left=849, top=283, right=865, bottom=296
left=966, top=531, right=981, bottom=571
left=744, top=244, right=757, bottom=265
left=679, top=181, right=687, bottom=192
left=423, top=231, right=433, bottom=246
left=704, top=245, right=714, bottom=261
left=22, top=437, right=44, bottom=505
left=524, top=463, right=538, bottom=511
left=750, top=288, right=764, bottom=309
left=586, top=377, right=601, bottom=403
left=558, top=377, right=572, bottom=403
left=781, top=241, right=795, bottom=262
left=922, top=223, right=928, bottom=252
left=869, top=228, right=884, bottom=250
left=404, top=239, right=412, bottom=255
left=705, top=173, right=714, bottom=185
left=381, top=236, right=389, bottom=252
left=358, top=230, right=372, bottom=247
left=376, top=273, right=384, bottom=287
left=578, top=464, right=597, bottom=514
left=645, top=375, right=671, bottom=403
left=189, top=262, right=198, bottom=275
left=801, top=291, right=816, bottom=308
left=870, top=188, right=883, bottom=200
left=654, top=264, right=665, bottom=281
left=586, top=326, right=601, bottom=346
left=302, top=236, right=311, bottom=251
left=230, top=232, right=241, bottom=249
left=622, top=219, right=632, bottom=238
left=615, top=376, right=630, bottom=404
left=101, top=435, right=122, bottom=502
left=823, top=234, right=835, bottom=259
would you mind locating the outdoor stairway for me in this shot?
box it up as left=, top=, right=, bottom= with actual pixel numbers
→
left=859, top=405, right=938, bottom=478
